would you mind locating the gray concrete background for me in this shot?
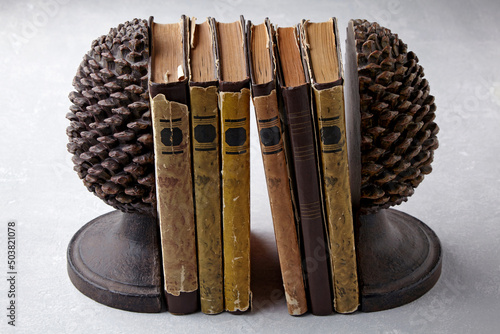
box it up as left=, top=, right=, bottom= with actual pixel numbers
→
left=1, top=0, right=499, bottom=333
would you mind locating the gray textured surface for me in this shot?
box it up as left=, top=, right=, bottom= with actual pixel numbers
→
left=1, top=0, right=499, bottom=333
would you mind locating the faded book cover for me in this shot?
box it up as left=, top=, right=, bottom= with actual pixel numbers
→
left=189, top=17, right=224, bottom=315
left=149, top=15, right=199, bottom=315
left=301, top=18, right=359, bottom=313
left=247, top=18, right=307, bottom=316
left=214, top=16, right=252, bottom=312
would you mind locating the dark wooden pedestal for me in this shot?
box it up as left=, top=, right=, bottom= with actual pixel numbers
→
left=356, top=208, right=442, bottom=312
left=67, top=210, right=165, bottom=313
left=67, top=210, right=441, bottom=314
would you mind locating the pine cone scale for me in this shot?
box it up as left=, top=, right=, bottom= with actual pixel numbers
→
left=67, top=19, right=154, bottom=216
left=353, top=20, right=439, bottom=214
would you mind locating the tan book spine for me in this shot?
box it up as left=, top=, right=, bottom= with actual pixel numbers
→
left=312, top=84, right=359, bottom=313
left=220, top=87, right=251, bottom=312
left=189, top=85, right=224, bottom=314
left=150, top=93, right=198, bottom=300
left=149, top=15, right=198, bottom=314
left=253, top=88, right=308, bottom=315
left=248, top=19, right=308, bottom=315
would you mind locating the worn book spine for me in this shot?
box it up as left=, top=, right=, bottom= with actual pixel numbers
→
left=219, top=80, right=251, bottom=312
left=150, top=82, right=199, bottom=315
left=252, top=82, right=308, bottom=315
left=281, top=84, right=333, bottom=315
left=300, top=17, right=359, bottom=313
left=189, top=82, right=224, bottom=314
left=312, top=81, right=359, bottom=313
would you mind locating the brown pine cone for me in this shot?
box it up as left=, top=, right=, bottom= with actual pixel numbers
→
left=353, top=20, right=439, bottom=214
left=66, top=19, right=155, bottom=216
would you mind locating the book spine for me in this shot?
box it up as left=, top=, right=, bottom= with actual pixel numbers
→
left=252, top=85, right=308, bottom=315
left=282, top=84, right=333, bottom=315
left=312, top=84, right=359, bottom=313
left=150, top=83, right=198, bottom=314
left=220, top=86, right=251, bottom=312
left=189, top=84, right=224, bottom=314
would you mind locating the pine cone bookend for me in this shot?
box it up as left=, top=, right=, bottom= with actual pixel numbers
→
left=66, top=18, right=155, bottom=217
left=65, top=17, right=443, bottom=314
left=345, top=20, right=442, bottom=312
left=66, top=19, right=164, bottom=313
left=351, top=19, right=439, bottom=215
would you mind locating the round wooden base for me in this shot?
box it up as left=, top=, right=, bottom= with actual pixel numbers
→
left=67, top=210, right=165, bottom=313
left=357, top=209, right=442, bottom=312
left=67, top=208, right=441, bottom=314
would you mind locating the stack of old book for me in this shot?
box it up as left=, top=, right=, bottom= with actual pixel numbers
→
left=248, top=18, right=358, bottom=316
left=149, top=15, right=358, bottom=316
left=149, top=15, right=250, bottom=315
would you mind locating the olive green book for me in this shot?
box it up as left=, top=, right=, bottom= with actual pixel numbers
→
left=188, top=17, right=223, bottom=315
left=300, top=18, right=359, bottom=313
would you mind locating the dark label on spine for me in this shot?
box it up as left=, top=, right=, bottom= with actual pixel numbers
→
left=319, top=116, right=343, bottom=153
left=160, top=118, right=184, bottom=154
left=193, top=115, right=218, bottom=152
left=257, top=116, right=283, bottom=155
left=224, top=118, right=248, bottom=155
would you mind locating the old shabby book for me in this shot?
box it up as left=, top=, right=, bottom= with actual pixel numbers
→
left=214, top=16, right=252, bottom=312
left=247, top=18, right=307, bottom=316
left=188, top=17, right=224, bottom=315
left=300, top=18, right=359, bottom=313
left=276, top=25, right=333, bottom=315
left=148, top=16, right=198, bottom=314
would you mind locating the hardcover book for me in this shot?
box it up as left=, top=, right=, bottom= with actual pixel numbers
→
left=247, top=18, right=308, bottom=316
left=275, top=25, right=333, bottom=315
left=148, top=16, right=199, bottom=315
left=189, top=17, right=224, bottom=315
left=301, top=18, right=359, bottom=313
left=214, top=16, right=252, bottom=312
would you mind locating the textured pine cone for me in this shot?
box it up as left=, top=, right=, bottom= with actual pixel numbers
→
left=353, top=20, right=439, bottom=214
left=66, top=19, right=155, bottom=216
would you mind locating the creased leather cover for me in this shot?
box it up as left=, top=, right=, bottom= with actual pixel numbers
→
left=313, top=84, right=359, bottom=313
left=189, top=84, right=224, bottom=314
left=220, top=87, right=251, bottom=312
left=281, top=83, right=333, bottom=315
left=252, top=87, right=308, bottom=315
left=150, top=87, right=199, bottom=314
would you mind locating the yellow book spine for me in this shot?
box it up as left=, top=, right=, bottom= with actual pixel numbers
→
left=150, top=93, right=198, bottom=297
left=313, top=85, right=359, bottom=313
left=220, top=88, right=251, bottom=312
left=190, top=85, right=224, bottom=314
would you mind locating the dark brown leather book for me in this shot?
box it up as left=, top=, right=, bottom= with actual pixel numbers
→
left=148, top=16, right=199, bottom=315
left=247, top=18, right=308, bottom=316
left=300, top=18, right=359, bottom=314
left=213, top=16, right=252, bottom=313
left=188, top=17, right=224, bottom=315
left=275, top=25, right=333, bottom=315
